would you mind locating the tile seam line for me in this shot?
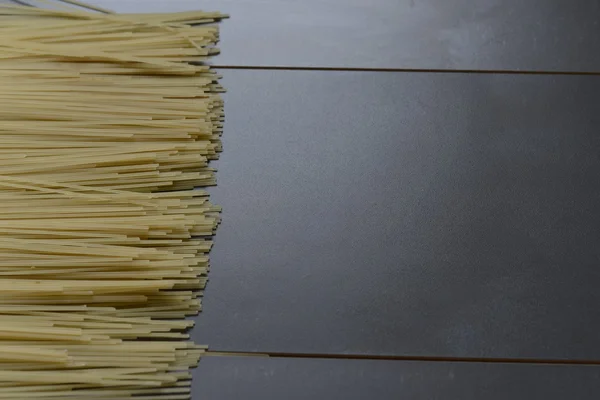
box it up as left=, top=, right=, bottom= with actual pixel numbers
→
left=211, top=65, right=600, bottom=75
left=205, top=351, right=600, bottom=366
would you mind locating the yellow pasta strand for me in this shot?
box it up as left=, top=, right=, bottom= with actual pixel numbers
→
left=0, top=2, right=225, bottom=398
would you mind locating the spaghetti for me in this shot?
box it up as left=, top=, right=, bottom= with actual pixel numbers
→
left=0, top=1, right=225, bottom=397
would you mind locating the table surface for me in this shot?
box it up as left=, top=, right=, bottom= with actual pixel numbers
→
left=78, top=0, right=600, bottom=398
left=99, top=0, right=600, bottom=71
left=194, top=357, right=600, bottom=400
left=195, top=70, right=600, bottom=360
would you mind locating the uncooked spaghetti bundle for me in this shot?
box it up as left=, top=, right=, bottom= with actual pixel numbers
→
left=0, top=2, right=224, bottom=398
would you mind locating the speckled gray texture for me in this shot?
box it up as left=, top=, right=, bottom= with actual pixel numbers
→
left=195, top=69, right=600, bottom=359
left=91, top=0, right=600, bottom=71
left=194, top=356, right=600, bottom=400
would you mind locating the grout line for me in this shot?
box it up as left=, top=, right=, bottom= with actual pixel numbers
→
left=207, top=351, right=270, bottom=358
left=212, top=64, right=600, bottom=76
left=206, top=350, right=600, bottom=366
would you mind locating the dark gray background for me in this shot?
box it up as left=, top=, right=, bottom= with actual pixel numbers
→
left=194, top=356, right=600, bottom=400
left=195, top=70, right=600, bottom=360
left=95, top=0, right=600, bottom=71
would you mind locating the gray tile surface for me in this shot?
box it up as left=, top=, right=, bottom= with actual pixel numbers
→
left=92, top=0, right=600, bottom=71
left=194, top=69, right=600, bottom=359
left=194, top=356, right=600, bottom=400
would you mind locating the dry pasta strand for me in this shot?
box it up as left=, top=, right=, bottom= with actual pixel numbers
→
left=0, top=1, right=225, bottom=398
